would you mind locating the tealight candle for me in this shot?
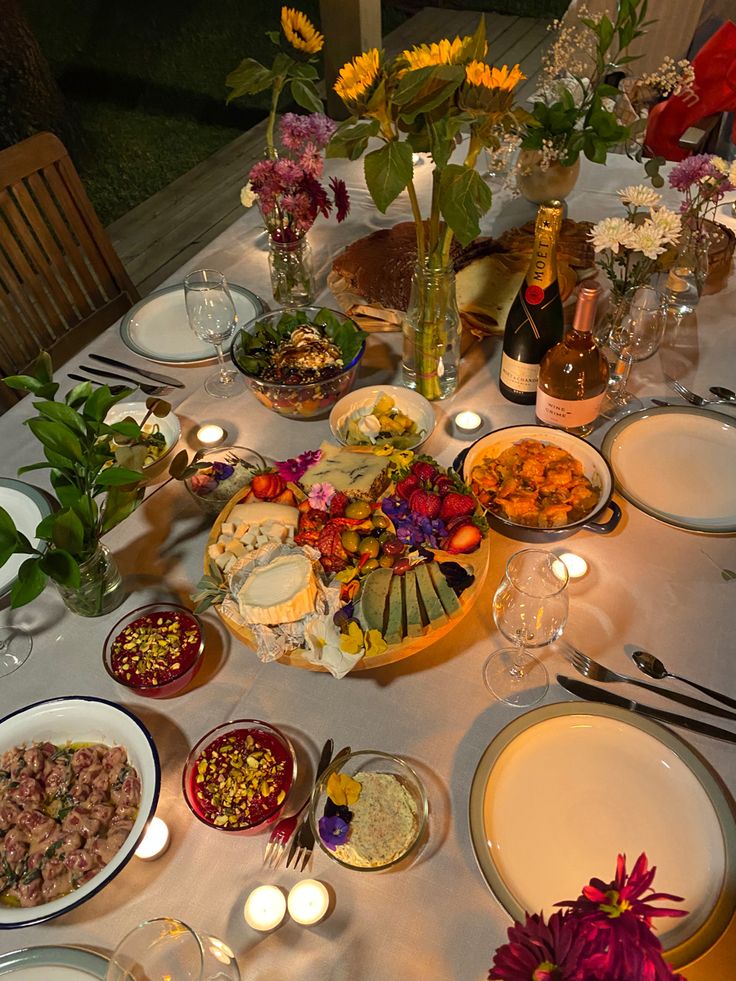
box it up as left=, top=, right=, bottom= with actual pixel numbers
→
left=134, top=817, right=170, bottom=861
left=196, top=424, right=225, bottom=446
left=454, top=410, right=482, bottom=433
left=287, top=879, right=330, bottom=926
left=555, top=552, right=588, bottom=580
left=244, top=885, right=287, bottom=932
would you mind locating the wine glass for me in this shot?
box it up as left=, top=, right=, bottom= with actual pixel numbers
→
left=483, top=549, right=569, bottom=708
left=602, top=285, right=666, bottom=415
left=184, top=269, right=244, bottom=399
left=106, top=917, right=240, bottom=981
left=0, top=625, right=32, bottom=678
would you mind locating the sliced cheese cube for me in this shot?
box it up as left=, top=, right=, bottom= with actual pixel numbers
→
left=208, top=542, right=225, bottom=558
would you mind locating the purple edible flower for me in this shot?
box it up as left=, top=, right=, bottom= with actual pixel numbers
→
left=318, top=815, right=349, bottom=850
left=333, top=602, right=355, bottom=629
left=275, top=449, right=321, bottom=483
left=210, top=462, right=234, bottom=481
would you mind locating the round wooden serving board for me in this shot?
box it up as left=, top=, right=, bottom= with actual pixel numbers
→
left=205, top=489, right=490, bottom=672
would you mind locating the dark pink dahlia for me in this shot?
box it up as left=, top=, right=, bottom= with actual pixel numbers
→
left=489, top=911, right=589, bottom=981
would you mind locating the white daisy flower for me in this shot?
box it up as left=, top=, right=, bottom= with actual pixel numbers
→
left=618, top=184, right=661, bottom=207
left=590, top=216, right=633, bottom=254
left=240, top=182, right=257, bottom=208
left=632, top=221, right=669, bottom=260
left=711, top=156, right=729, bottom=175
left=649, top=206, right=682, bottom=244
left=729, top=161, right=736, bottom=186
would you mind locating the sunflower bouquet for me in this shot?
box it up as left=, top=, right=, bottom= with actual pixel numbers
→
left=328, top=18, right=526, bottom=400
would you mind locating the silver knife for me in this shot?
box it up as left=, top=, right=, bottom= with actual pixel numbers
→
left=89, top=354, right=185, bottom=388
left=557, top=675, right=736, bottom=743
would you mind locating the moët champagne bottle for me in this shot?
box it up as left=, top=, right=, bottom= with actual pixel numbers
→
left=499, top=201, right=564, bottom=404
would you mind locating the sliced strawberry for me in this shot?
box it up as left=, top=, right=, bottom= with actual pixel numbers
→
left=271, top=488, right=296, bottom=506
left=396, top=474, right=420, bottom=500
left=434, top=475, right=454, bottom=497
left=409, top=489, right=441, bottom=518
left=251, top=472, right=285, bottom=500
left=442, top=522, right=482, bottom=554
left=440, top=491, right=476, bottom=522
left=443, top=513, right=474, bottom=532
left=329, top=491, right=349, bottom=516
left=411, top=461, right=437, bottom=483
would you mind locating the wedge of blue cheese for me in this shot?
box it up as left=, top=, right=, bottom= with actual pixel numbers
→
left=300, top=442, right=389, bottom=500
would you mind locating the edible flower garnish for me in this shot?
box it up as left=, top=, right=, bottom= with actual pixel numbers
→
left=327, top=772, right=362, bottom=806
left=364, top=629, right=387, bottom=659
left=308, top=482, right=335, bottom=511
left=339, top=620, right=365, bottom=656
left=318, top=814, right=350, bottom=850
left=275, top=449, right=321, bottom=483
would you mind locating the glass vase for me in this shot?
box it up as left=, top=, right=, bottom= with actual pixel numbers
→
left=56, top=544, right=123, bottom=618
left=516, top=150, right=580, bottom=204
left=402, top=262, right=461, bottom=401
left=664, top=222, right=709, bottom=317
left=268, top=235, right=316, bottom=307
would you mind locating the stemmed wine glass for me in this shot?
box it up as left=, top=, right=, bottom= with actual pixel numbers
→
left=0, top=625, right=32, bottom=678
left=106, top=917, right=240, bottom=981
left=602, top=285, right=666, bottom=416
left=483, top=549, right=569, bottom=708
left=184, top=269, right=244, bottom=399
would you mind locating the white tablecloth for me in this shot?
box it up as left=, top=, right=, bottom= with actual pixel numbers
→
left=0, top=152, right=735, bottom=980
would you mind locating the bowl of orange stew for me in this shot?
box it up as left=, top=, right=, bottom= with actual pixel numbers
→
left=182, top=720, right=296, bottom=835
left=103, top=603, right=205, bottom=697
left=456, top=425, right=619, bottom=542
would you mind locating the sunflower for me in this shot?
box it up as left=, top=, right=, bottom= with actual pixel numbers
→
left=281, top=7, right=324, bottom=55
left=465, top=60, right=525, bottom=92
left=334, top=49, right=381, bottom=107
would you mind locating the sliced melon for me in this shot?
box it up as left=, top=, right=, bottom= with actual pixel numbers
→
left=403, top=570, right=424, bottom=637
left=427, top=562, right=460, bottom=616
left=414, top=563, right=447, bottom=627
left=385, top=574, right=404, bottom=645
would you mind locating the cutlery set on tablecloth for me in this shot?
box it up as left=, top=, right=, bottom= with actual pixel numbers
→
left=560, top=641, right=736, bottom=743
left=68, top=354, right=185, bottom=397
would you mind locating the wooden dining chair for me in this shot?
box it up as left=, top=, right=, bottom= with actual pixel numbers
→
left=0, top=132, right=140, bottom=408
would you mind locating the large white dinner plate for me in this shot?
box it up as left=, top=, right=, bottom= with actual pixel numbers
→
left=469, top=702, right=736, bottom=968
left=120, top=282, right=264, bottom=365
left=0, top=478, right=52, bottom=597
left=601, top=406, right=736, bottom=533
left=0, top=946, right=108, bottom=979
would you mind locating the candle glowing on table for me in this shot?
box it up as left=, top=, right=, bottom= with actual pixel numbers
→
left=196, top=424, right=225, bottom=446
left=243, top=885, right=287, bottom=931
left=134, top=817, right=170, bottom=860
left=454, top=410, right=482, bottom=433
left=287, top=879, right=330, bottom=925
left=554, top=553, right=588, bottom=580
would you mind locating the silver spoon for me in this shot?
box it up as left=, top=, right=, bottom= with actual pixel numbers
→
left=632, top=650, right=736, bottom=711
left=709, top=386, right=736, bottom=403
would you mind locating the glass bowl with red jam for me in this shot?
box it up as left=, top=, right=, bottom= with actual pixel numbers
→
left=103, top=603, right=205, bottom=698
left=182, top=720, right=296, bottom=835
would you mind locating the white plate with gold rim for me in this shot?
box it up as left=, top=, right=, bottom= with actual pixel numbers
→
left=469, top=702, right=736, bottom=968
left=602, top=405, right=736, bottom=533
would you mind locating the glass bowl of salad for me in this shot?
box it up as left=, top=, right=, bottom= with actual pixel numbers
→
left=182, top=719, right=296, bottom=835
left=184, top=445, right=268, bottom=515
left=103, top=602, right=205, bottom=697
left=230, top=307, right=366, bottom=419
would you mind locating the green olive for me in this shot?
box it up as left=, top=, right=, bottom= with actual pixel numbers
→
left=345, top=501, right=371, bottom=520
left=341, top=530, right=360, bottom=553
left=378, top=530, right=392, bottom=545
left=371, top=511, right=390, bottom=530
left=357, top=537, right=380, bottom=559
left=361, top=558, right=379, bottom=573
left=379, top=554, right=395, bottom=568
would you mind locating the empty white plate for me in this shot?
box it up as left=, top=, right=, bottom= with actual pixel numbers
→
left=0, top=946, right=107, bottom=979
left=0, top=479, right=52, bottom=597
left=602, top=405, right=736, bottom=532
left=120, top=282, right=263, bottom=365
left=469, top=702, right=736, bottom=968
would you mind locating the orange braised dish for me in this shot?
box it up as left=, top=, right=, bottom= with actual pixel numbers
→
left=470, top=439, right=601, bottom=528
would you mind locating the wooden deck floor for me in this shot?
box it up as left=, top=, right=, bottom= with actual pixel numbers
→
left=107, top=7, right=551, bottom=295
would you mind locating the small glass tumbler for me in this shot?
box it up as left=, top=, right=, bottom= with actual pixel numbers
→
left=106, top=917, right=240, bottom=981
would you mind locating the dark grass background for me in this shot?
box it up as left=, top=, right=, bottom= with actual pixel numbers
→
left=23, top=0, right=568, bottom=225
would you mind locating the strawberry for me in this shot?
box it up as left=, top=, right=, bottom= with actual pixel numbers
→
left=434, top=475, right=454, bottom=497
left=396, top=474, right=419, bottom=500
left=409, top=489, right=441, bottom=518
left=330, top=491, right=349, bottom=516
left=440, top=492, right=476, bottom=522
left=251, top=471, right=284, bottom=500
left=411, top=461, right=437, bottom=483
left=442, top=522, right=482, bottom=554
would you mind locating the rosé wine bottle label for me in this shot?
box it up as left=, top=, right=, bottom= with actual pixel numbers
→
left=536, top=390, right=605, bottom=427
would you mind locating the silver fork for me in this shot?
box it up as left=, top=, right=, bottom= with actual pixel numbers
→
left=563, top=643, right=736, bottom=721
left=663, top=374, right=734, bottom=407
left=69, top=371, right=172, bottom=398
